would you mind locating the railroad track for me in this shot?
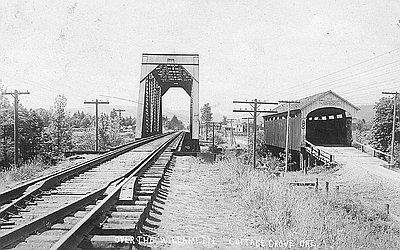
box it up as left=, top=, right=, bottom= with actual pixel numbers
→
left=0, top=132, right=183, bottom=249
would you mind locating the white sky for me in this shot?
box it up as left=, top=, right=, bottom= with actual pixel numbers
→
left=1, top=0, right=400, bottom=117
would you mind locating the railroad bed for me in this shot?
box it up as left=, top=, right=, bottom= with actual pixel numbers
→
left=0, top=132, right=184, bottom=249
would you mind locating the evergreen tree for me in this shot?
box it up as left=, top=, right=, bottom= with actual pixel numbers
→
left=200, top=103, right=213, bottom=122
left=49, top=95, right=72, bottom=155
left=167, top=115, right=185, bottom=130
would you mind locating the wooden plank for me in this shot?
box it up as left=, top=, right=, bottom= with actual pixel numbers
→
left=264, top=117, right=301, bottom=150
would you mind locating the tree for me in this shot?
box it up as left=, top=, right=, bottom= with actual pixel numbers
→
left=167, top=115, right=185, bottom=130
left=0, top=83, right=13, bottom=169
left=353, top=118, right=372, bottom=144
left=19, top=108, right=46, bottom=162
left=221, top=115, right=228, bottom=125
left=201, top=103, right=213, bottom=140
left=371, top=96, right=399, bottom=152
left=200, top=103, right=213, bottom=122
left=49, top=95, right=72, bottom=155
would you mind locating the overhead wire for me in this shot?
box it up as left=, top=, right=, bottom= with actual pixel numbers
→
left=272, top=47, right=400, bottom=98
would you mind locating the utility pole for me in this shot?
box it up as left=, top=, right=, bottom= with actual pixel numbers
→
left=114, top=109, right=125, bottom=131
left=208, top=121, right=221, bottom=153
left=279, top=100, right=300, bottom=172
left=3, top=90, right=30, bottom=166
left=233, top=99, right=278, bottom=168
left=382, top=91, right=398, bottom=164
left=84, top=99, right=109, bottom=152
left=114, top=109, right=125, bottom=119
left=242, top=117, right=252, bottom=155
left=226, top=118, right=236, bottom=146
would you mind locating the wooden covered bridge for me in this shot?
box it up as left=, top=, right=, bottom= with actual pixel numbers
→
left=263, top=90, right=360, bottom=170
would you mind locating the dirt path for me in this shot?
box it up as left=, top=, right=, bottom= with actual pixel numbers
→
left=318, top=146, right=400, bottom=217
left=144, top=156, right=264, bottom=249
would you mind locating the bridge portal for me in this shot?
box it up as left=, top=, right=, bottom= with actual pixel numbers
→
left=263, top=90, right=359, bottom=169
left=306, top=107, right=352, bottom=146
left=136, top=53, right=199, bottom=151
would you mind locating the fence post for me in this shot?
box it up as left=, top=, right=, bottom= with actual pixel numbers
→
left=325, top=181, right=329, bottom=193
left=315, top=178, right=319, bottom=191
left=361, top=145, right=364, bottom=152
left=386, top=204, right=390, bottom=215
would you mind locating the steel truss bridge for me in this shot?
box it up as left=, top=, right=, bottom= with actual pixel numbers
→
left=136, top=53, right=200, bottom=151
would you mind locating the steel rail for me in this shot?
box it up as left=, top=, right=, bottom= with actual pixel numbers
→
left=0, top=132, right=179, bottom=249
left=0, top=134, right=164, bottom=207
left=0, top=133, right=171, bottom=222
left=50, top=132, right=181, bottom=250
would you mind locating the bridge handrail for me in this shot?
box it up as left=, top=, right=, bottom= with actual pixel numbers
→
left=352, top=141, right=392, bottom=162
left=304, top=140, right=334, bottom=163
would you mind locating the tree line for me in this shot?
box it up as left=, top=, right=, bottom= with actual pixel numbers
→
left=0, top=85, right=135, bottom=170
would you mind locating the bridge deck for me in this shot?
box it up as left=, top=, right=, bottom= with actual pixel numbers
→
left=316, top=146, right=400, bottom=218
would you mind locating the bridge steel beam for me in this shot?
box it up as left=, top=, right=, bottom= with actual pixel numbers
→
left=136, top=53, right=199, bottom=151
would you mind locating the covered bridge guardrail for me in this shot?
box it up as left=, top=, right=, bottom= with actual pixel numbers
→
left=352, top=141, right=392, bottom=163
left=304, top=140, right=335, bottom=164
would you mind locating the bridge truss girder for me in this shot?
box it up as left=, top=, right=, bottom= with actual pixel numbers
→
left=136, top=54, right=199, bottom=151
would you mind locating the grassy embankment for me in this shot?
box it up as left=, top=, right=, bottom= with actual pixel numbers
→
left=215, top=154, right=400, bottom=249
left=0, top=156, right=93, bottom=191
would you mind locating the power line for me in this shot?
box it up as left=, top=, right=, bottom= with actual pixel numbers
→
left=99, top=94, right=142, bottom=104
left=276, top=61, right=400, bottom=99
left=273, top=48, right=400, bottom=97
left=233, top=99, right=278, bottom=168
left=289, top=59, right=400, bottom=95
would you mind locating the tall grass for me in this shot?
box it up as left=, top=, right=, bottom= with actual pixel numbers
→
left=0, top=158, right=49, bottom=183
left=217, top=155, right=400, bottom=249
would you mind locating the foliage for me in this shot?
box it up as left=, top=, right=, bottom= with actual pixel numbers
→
left=71, top=110, right=93, bottom=128
left=353, top=118, right=372, bottom=144
left=18, top=108, right=46, bottom=162
left=165, top=115, right=185, bottom=130
left=0, top=83, right=13, bottom=169
left=371, top=96, right=399, bottom=152
left=221, top=115, right=228, bottom=125
left=216, top=156, right=400, bottom=249
left=98, top=111, right=123, bottom=150
left=120, top=116, right=136, bottom=128
left=0, top=84, right=131, bottom=168
left=200, top=103, right=213, bottom=122
left=214, top=133, right=226, bottom=145
left=48, top=95, right=72, bottom=155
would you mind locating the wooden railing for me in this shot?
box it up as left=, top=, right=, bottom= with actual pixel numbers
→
left=352, top=141, right=392, bottom=163
left=304, top=140, right=335, bottom=163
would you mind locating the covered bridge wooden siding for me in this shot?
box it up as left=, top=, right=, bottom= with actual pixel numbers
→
left=264, top=115, right=302, bottom=151
left=263, top=90, right=360, bottom=152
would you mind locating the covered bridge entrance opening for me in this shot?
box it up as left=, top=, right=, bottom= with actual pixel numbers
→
left=306, top=107, right=352, bottom=146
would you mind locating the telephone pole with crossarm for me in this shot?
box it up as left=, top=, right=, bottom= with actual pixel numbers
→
left=233, top=99, right=278, bottom=168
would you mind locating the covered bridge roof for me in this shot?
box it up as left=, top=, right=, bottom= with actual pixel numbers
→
left=266, top=90, right=360, bottom=117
